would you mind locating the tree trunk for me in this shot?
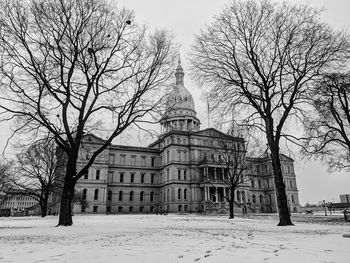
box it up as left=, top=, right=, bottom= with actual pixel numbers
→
left=57, top=177, right=75, bottom=226
left=57, top=156, right=77, bottom=226
left=40, top=201, right=47, bottom=217
left=270, top=147, right=293, bottom=226
left=229, top=188, right=235, bottom=219
left=40, top=191, right=50, bottom=217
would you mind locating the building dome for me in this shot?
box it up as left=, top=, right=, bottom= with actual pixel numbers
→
left=165, top=58, right=196, bottom=116
left=161, top=57, right=200, bottom=133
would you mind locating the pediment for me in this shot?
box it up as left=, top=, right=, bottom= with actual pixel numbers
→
left=83, top=134, right=106, bottom=144
left=192, top=128, right=236, bottom=139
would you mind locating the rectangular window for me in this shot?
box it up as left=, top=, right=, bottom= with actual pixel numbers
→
left=120, top=155, right=126, bottom=165
left=96, top=170, right=100, bottom=180
left=184, top=170, right=187, bottom=180
left=106, top=206, right=111, bottom=213
left=178, top=169, right=181, bottom=180
left=83, top=170, right=88, bottom=180
left=120, top=173, right=124, bottom=183
left=131, top=155, right=136, bottom=166
left=129, top=206, right=133, bottom=212
left=141, top=156, right=146, bottom=166
left=130, top=173, right=134, bottom=183
left=167, top=151, right=170, bottom=163
left=151, top=174, right=155, bottom=184
left=93, top=206, right=98, bottom=213
left=82, top=189, right=87, bottom=200
left=141, top=173, right=145, bottom=183
left=81, top=206, right=85, bottom=213
left=108, top=171, right=114, bottom=182
left=151, top=157, right=155, bottom=167
left=109, top=154, right=115, bottom=164
left=177, top=151, right=181, bottom=161
left=118, top=206, right=123, bottom=213
left=94, top=189, right=99, bottom=200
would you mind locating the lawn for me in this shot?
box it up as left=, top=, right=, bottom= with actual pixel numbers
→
left=0, top=214, right=349, bottom=262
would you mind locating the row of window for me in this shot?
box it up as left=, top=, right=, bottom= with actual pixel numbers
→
left=82, top=169, right=101, bottom=180
left=160, top=188, right=189, bottom=202
left=162, top=150, right=188, bottom=164
left=253, top=164, right=294, bottom=174
left=81, top=189, right=157, bottom=202
left=114, top=173, right=155, bottom=184
left=1, top=201, right=36, bottom=207
left=82, top=206, right=158, bottom=213
left=109, top=154, right=157, bottom=167
left=107, top=190, right=156, bottom=202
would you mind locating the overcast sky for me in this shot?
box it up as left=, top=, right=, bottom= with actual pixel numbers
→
left=115, top=0, right=350, bottom=205
left=1, top=0, right=349, bottom=205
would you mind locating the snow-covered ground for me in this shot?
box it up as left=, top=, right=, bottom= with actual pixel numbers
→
left=0, top=214, right=349, bottom=262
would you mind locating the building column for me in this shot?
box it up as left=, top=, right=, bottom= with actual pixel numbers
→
left=204, top=187, right=207, bottom=201
left=215, top=187, right=218, bottom=203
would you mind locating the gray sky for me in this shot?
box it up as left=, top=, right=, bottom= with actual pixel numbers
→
left=115, top=0, right=350, bottom=205
left=1, top=0, right=349, bottom=205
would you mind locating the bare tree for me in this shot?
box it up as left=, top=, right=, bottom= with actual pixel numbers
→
left=303, top=73, right=350, bottom=171
left=0, top=159, right=12, bottom=196
left=12, top=139, right=61, bottom=217
left=213, top=135, right=250, bottom=219
left=190, top=0, right=349, bottom=225
left=0, top=0, right=176, bottom=225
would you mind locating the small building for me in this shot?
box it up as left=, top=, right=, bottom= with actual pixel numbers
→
left=340, top=194, right=350, bottom=203
left=0, top=192, right=39, bottom=216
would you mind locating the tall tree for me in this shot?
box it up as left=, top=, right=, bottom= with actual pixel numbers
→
left=13, top=139, right=61, bottom=217
left=303, top=73, right=350, bottom=171
left=190, top=0, right=349, bottom=225
left=0, top=0, right=176, bottom=225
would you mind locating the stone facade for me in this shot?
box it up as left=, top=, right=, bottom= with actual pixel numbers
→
left=73, top=60, right=300, bottom=215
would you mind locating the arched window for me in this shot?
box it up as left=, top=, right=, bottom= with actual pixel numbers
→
left=129, top=191, right=134, bottom=202
left=268, top=195, right=272, bottom=204
left=82, top=189, right=87, bottom=200
left=291, top=195, right=295, bottom=204
left=119, top=191, right=123, bottom=201
left=252, top=194, right=256, bottom=203
left=184, top=189, right=187, bottom=200
left=140, top=191, right=144, bottom=202
left=107, top=190, right=112, bottom=201
left=178, top=188, right=182, bottom=200
left=150, top=192, right=154, bottom=202
left=259, top=195, right=263, bottom=204
left=251, top=180, right=255, bottom=188
left=94, top=189, right=99, bottom=200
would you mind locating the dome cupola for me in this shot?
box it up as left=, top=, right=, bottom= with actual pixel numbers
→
left=161, top=57, right=200, bottom=133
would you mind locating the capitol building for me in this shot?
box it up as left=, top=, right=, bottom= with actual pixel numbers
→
left=73, top=60, right=300, bottom=215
